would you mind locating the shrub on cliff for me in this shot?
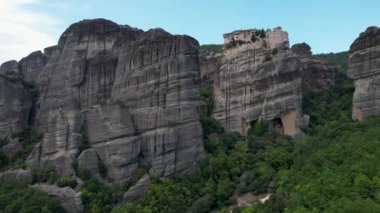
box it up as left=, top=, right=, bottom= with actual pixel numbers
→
left=259, top=29, right=266, bottom=38
left=199, top=44, right=223, bottom=57
left=0, top=181, right=63, bottom=212
left=200, top=86, right=214, bottom=116
left=314, top=51, right=348, bottom=74
left=201, top=117, right=224, bottom=136
left=248, top=120, right=268, bottom=137
left=56, top=177, right=77, bottom=188
left=264, top=53, right=273, bottom=61
left=272, top=48, right=278, bottom=55
left=0, top=128, right=43, bottom=170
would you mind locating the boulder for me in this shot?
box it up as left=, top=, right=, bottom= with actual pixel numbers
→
left=77, top=148, right=101, bottom=179
left=2, top=138, right=23, bottom=160
left=0, top=169, right=33, bottom=184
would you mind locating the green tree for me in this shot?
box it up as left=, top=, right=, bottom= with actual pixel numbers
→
left=0, top=181, right=63, bottom=212
left=251, top=34, right=257, bottom=42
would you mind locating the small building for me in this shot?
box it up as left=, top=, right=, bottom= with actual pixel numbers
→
left=223, top=29, right=258, bottom=44
left=223, top=26, right=289, bottom=49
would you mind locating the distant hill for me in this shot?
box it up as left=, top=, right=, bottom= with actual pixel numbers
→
left=199, top=44, right=223, bottom=57
left=314, top=51, right=348, bottom=73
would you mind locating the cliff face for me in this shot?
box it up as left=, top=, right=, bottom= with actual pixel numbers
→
left=0, top=61, right=33, bottom=138
left=347, top=26, right=380, bottom=120
left=19, top=51, right=47, bottom=83
left=200, top=54, right=222, bottom=86
left=24, top=19, right=204, bottom=182
left=291, top=43, right=339, bottom=93
left=213, top=45, right=303, bottom=137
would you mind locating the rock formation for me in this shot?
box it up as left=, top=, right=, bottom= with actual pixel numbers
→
left=123, top=174, right=150, bottom=202
left=213, top=44, right=303, bottom=137
left=0, top=62, right=33, bottom=139
left=0, top=169, right=33, bottom=184
left=347, top=26, right=380, bottom=120
left=292, top=43, right=339, bottom=93
left=2, top=138, right=23, bottom=160
left=31, top=184, right=84, bottom=213
left=19, top=50, right=47, bottom=83
left=200, top=53, right=222, bottom=86
left=25, top=19, right=204, bottom=182
left=0, top=48, right=49, bottom=139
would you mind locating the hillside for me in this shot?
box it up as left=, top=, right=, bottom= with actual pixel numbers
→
left=199, top=44, right=223, bottom=57
left=314, top=51, right=349, bottom=73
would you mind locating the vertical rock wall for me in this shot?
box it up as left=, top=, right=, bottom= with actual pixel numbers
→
left=347, top=26, right=380, bottom=120
left=25, top=19, right=204, bottom=182
left=0, top=61, right=33, bottom=139
left=213, top=45, right=303, bottom=137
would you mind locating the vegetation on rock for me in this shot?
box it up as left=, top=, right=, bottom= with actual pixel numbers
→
left=0, top=181, right=63, bottom=212
left=0, top=128, right=43, bottom=170
left=314, top=51, right=348, bottom=73
left=199, top=44, right=223, bottom=57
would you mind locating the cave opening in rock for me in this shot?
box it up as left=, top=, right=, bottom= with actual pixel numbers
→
left=268, top=118, right=284, bottom=135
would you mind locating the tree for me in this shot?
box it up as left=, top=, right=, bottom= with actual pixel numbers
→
left=0, top=181, right=64, bottom=212
left=200, top=86, right=214, bottom=116
left=259, top=29, right=266, bottom=38
left=251, top=34, right=257, bottom=43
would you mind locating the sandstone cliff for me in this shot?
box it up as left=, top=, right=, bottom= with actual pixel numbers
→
left=347, top=26, right=380, bottom=120
left=25, top=19, right=204, bottom=182
left=213, top=45, right=303, bottom=137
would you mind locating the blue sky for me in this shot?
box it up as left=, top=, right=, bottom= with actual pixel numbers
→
left=1, top=0, right=379, bottom=62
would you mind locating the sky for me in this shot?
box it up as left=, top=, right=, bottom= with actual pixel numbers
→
left=0, top=0, right=379, bottom=63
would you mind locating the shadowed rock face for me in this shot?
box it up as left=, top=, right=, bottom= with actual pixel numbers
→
left=0, top=49, right=49, bottom=139
left=291, top=43, right=339, bottom=93
left=26, top=19, right=204, bottom=182
left=347, top=26, right=380, bottom=120
left=19, top=51, right=47, bottom=83
left=213, top=45, right=303, bottom=137
left=200, top=54, right=222, bottom=86
left=0, top=62, right=32, bottom=139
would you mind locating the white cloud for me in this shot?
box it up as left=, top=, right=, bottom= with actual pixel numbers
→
left=0, top=0, right=60, bottom=63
